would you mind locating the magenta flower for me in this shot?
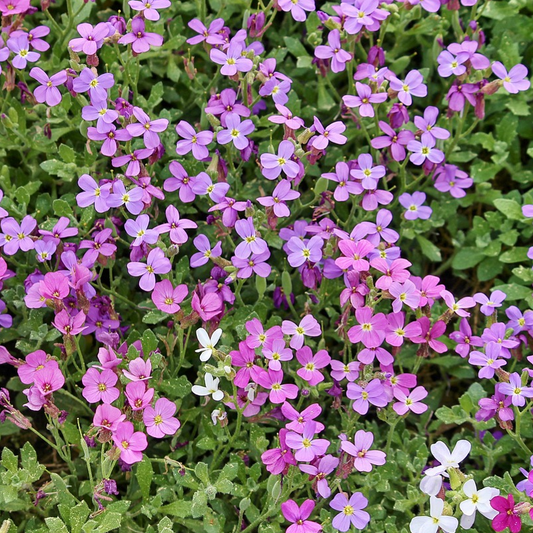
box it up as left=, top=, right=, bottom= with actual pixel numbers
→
left=231, top=341, right=260, bottom=387
left=126, top=107, right=169, bottom=149
left=152, top=280, right=188, bottom=314
left=371, top=121, right=414, bottom=162
left=112, top=421, right=148, bottom=465
left=127, top=248, right=171, bottom=291
left=285, top=421, right=330, bottom=462
left=8, top=35, right=40, bottom=69
left=72, top=68, right=115, bottom=102
left=414, top=106, right=450, bottom=144
left=295, top=347, right=330, bottom=386
left=217, top=113, right=255, bottom=150
left=260, top=140, right=300, bottom=180
left=281, top=402, right=324, bottom=433
left=125, top=381, right=155, bottom=411
left=492, top=62, right=531, bottom=94
left=286, top=236, right=323, bottom=268
left=79, top=228, right=117, bottom=263
left=268, top=104, right=305, bottom=130
left=205, top=88, right=251, bottom=126
left=278, top=0, right=316, bottom=22
left=17, top=350, right=57, bottom=385
left=336, top=239, right=374, bottom=272
left=123, top=357, right=152, bottom=381
left=190, top=235, right=222, bottom=268
left=252, top=368, right=298, bottom=404
left=473, top=290, right=506, bottom=316
left=314, top=30, right=352, bottom=73
left=389, top=279, right=421, bottom=312
left=343, top=82, right=387, bottom=117
left=87, top=124, right=132, bottom=157
left=261, top=428, right=297, bottom=475
left=191, top=291, right=223, bottom=321
left=128, top=0, right=170, bottom=20
left=39, top=217, right=78, bottom=245
left=93, top=403, right=126, bottom=432
left=33, top=366, right=65, bottom=396
left=469, top=343, right=506, bottom=379
left=399, top=191, right=432, bottom=220
left=234, top=217, right=268, bottom=259
left=446, top=81, right=478, bottom=112
left=300, top=454, right=338, bottom=498
left=341, top=429, right=386, bottom=472
left=155, top=205, right=197, bottom=245
left=0, top=215, right=36, bottom=255
left=118, top=17, right=163, bottom=54
left=490, top=494, right=522, bottom=533
left=390, top=70, right=427, bottom=106
left=348, top=307, right=387, bottom=348
left=442, top=290, right=476, bottom=318
left=210, top=41, right=253, bottom=76
left=347, top=378, right=388, bottom=415
left=245, top=319, right=283, bottom=349
left=82, top=368, right=119, bottom=404
left=52, top=309, right=87, bottom=336
left=39, top=272, right=69, bottom=301
left=257, top=180, right=300, bottom=218
left=309, top=117, right=347, bottom=150
left=330, top=493, right=370, bottom=532
left=232, top=250, right=272, bottom=279
left=393, top=386, right=428, bottom=415
left=76, top=174, right=110, bottom=213
left=143, top=398, right=180, bottom=438
left=322, top=161, right=361, bottom=201
left=499, top=373, right=533, bottom=407
left=0, top=0, right=29, bottom=15
left=282, top=315, right=321, bottom=349
left=385, top=312, right=422, bottom=346
left=186, top=18, right=225, bottom=46
left=262, top=340, right=292, bottom=371
left=412, top=317, right=448, bottom=353
left=449, top=318, right=482, bottom=358
left=175, top=120, right=213, bottom=160
left=69, top=22, right=109, bottom=55
left=29, top=68, right=67, bottom=107
left=330, top=360, right=360, bottom=382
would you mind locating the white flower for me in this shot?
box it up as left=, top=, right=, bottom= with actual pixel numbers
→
left=211, top=409, right=227, bottom=426
left=195, top=328, right=222, bottom=362
left=192, top=373, right=224, bottom=401
left=459, top=479, right=499, bottom=529
left=424, top=439, right=471, bottom=477
left=420, top=474, right=443, bottom=496
left=245, top=382, right=257, bottom=402
left=410, top=497, right=458, bottom=533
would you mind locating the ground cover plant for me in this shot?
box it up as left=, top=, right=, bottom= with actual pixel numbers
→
left=0, top=0, right=532, bottom=532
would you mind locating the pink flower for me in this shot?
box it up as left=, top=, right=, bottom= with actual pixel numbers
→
left=285, top=421, right=330, bottom=462
left=277, top=0, right=316, bottom=22
left=118, top=17, right=163, bottom=54
left=341, top=429, right=386, bottom=472
left=210, top=41, right=253, bottom=76
left=330, top=360, right=360, bottom=382
left=260, top=141, right=300, bottom=180
left=309, top=117, right=347, bottom=150
left=300, top=454, right=339, bottom=498
left=257, top=180, right=300, bottom=218
left=40, top=272, right=70, bottom=301
left=112, top=421, right=148, bottom=465
left=217, top=113, right=255, bottom=150
left=123, top=357, right=152, bottom=381
left=175, top=120, right=213, bottom=160
left=152, top=280, right=188, bottom=314
left=490, top=494, right=522, bottom=533
left=128, top=0, right=170, bottom=21
left=286, top=236, right=324, bottom=268
left=126, top=107, right=169, bottom=149
left=33, top=365, right=65, bottom=395
left=389, top=69, right=427, bottom=106
left=52, top=309, right=87, bottom=336
left=282, top=315, right=321, bottom=349
left=346, top=378, right=388, bottom=415
left=191, top=291, right=223, bottom=321
left=231, top=341, right=259, bottom=387
left=492, top=62, right=531, bottom=94
left=336, top=239, right=374, bottom=271
left=412, top=317, right=448, bottom=353
left=155, top=205, right=197, bottom=245
left=127, top=248, right=171, bottom=291
left=389, top=279, right=421, bottom=312
left=17, top=350, right=58, bottom=385
left=82, top=368, right=120, bottom=404
left=348, top=307, right=387, bottom=348
left=469, top=343, right=506, bottom=379
left=281, top=402, right=324, bottom=433
left=252, top=368, right=298, bottom=404
left=371, top=258, right=411, bottom=290
left=330, top=492, right=370, bottom=532
left=69, top=22, right=109, bottom=55
left=261, top=428, right=297, bottom=475
left=245, top=318, right=283, bottom=349
left=263, top=339, right=293, bottom=370
left=29, top=68, right=67, bottom=107
left=93, top=404, right=125, bottom=432
left=314, top=29, right=352, bottom=73
left=281, top=501, right=321, bottom=533
left=296, top=347, right=331, bottom=386
left=393, top=386, right=428, bottom=415
left=385, top=312, right=422, bottom=347
left=143, top=398, right=180, bottom=438
left=0, top=215, right=36, bottom=255
left=441, top=290, right=476, bottom=318
left=126, top=381, right=155, bottom=411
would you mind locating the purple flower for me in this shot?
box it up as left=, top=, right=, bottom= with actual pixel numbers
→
left=492, top=61, right=531, bottom=94
left=151, top=279, right=188, bottom=314
left=282, top=315, right=321, bottom=349
left=76, top=174, right=110, bottom=213
left=128, top=0, right=170, bottom=20
left=0, top=215, right=36, bottom=255
left=343, top=82, right=387, bottom=117
left=261, top=428, right=297, bottom=474
left=127, top=248, right=171, bottom=291
left=433, top=164, right=473, bottom=198
left=257, top=180, right=300, bottom=217
left=82, top=98, right=119, bottom=132
left=473, top=290, right=506, bottom=316
left=144, top=398, right=180, bottom=438
left=499, top=373, right=533, bottom=407
left=347, top=378, right=388, bottom=415
left=191, top=173, right=230, bottom=202
left=164, top=161, right=197, bottom=203
left=53, top=309, right=87, bottom=336
left=393, top=386, right=429, bottom=415
left=442, top=290, right=476, bottom=318
left=112, top=148, right=154, bottom=176
left=437, top=50, right=469, bottom=78
left=296, top=347, right=331, bottom=386
left=300, top=454, right=339, bottom=498
left=399, top=191, right=433, bottom=220
left=190, top=235, right=222, bottom=268
left=285, top=421, right=330, bottom=461
left=278, top=0, right=316, bottom=22
left=7, top=35, right=39, bottom=69
left=449, top=318, right=482, bottom=358
left=234, top=217, right=268, bottom=259
left=258, top=78, right=292, bottom=105
left=118, top=17, right=163, bottom=53
left=309, top=117, right=347, bottom=150
left=69, top=22, right=109, bottom=55
left=351, top=153, right=385, bottom=190
left=260, top=140, right=300, bottom=180
left=39, top=217, right=78, bottom=245
left=232, top=250, right=272, bottom=279
left=126, top=107, right=168, bottom=149
left=205, top=88, right=250, bottom=126
left=175, top=121, right=213, bottom=160
left=407, top=137, right=444, bottom=166
left=35, top=240, right=57, bottom=262
left=253, top=368, right=298, bottom=404
left=389, top=69, right=428, bottom=106
left=348, top=307, right=387, bottom=348
left=186, top=18, right=225, bottom=46
left=217, top=113, right=255, bottom=150
left=268, top=104, right=305, bottom=130
left=446, top=81, right=478, bottom=112
left=469, top=343, right=506, bottom=379
left=322, top=161, right=361, bottom=201
left=155, top=205, right=197, bottom=245
left=414, top=106, right=450, bottom=144
left=341, top=429, right=386, bottom=472
left=506, top=306, right=533, bottom=334
left=371, top=121, right=414, bottom=162
left=389, top=279, right=421, bottom=312
left=72, top=68, right=115, bottom=102
left=210, top=41, right=253, bottom=76
left=87, top=124, right=132, bottom=157
left=330, top=493, right=370, bottom=532
left=125, top=214, right=160, bottom=246
left=112, top=421, right=147, bottom=465
left=107, top=181, right=145, bottom=214
left=314, top=30, right=352, bottom=73
left=286, top=235, right=323, bottom=267
left=29, top=68, right=67, bottom=107
left=209, top=196, right=247, bottom=227
left=336, top=239, right=374, bottom=271
left=82, top=368, right=120, bottom=404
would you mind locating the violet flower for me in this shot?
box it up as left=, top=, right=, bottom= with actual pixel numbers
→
left=300, top=454, right=339, bottom=498
left=118, top=17, right=164, bottom=54
left=0, top=215, right=36, bottom=255
left=322, top=161, right=361, bottom=201
left=261, top=428, right=297, bottom=475
left=433, top=164, right=473, bottom=198
left=414, top=106, right=450, bottom=144
left=260, top=140, right=300, bottom=180
left=8, top=35, right=39, bottom=69
left=285, top=421, right=330, bottom=461
left=282, top=315, right=321, bottom=349
left=186, top=18, right=225, bottom=46
left=286, top=236, right=323, bottom=267
left=191, top=173, right=230, bottom=202
left=389, top=69, right=428, bottom=106
left=252, top=368, right=298, bottom=404
left=29, top=68, right=67, bottom=107
left=234, top=217, right=268, bottom=258
left=125, top=214, right=160, bottom=246
left=126, top=107, right=169, bottom=149
left=407, top=137, right=444, bottom=166
left=72, top=68, right=115, bottom=102
left=346, top=378, right=388, bottom=415
left=127, top=247, right=171, bottom=291
left=155, top=205, right=197, bottom=245
left=87, top=124, right=132, bottom=157
left=190, top=235, right=222, bottom=267
left=52, top=309, right=87, bottom=336
left=210, top=41, right=253, bottom=76
left=473, top=290, right=506, bottom=316
left=143, top=398, right=180, bottom=437
left=393, top=386, right=429, bottom=415
left=107, top=181, right=145, bottom=214
left=232, top=250, right=272, bottom=278
left=309, top=117, right=347, bottom=150
left=69, top=22, right=109, bottom=55
left=341, top=429, right=386, bottom=472
left=492, top=61, right=531, bottom=94
left=469, top=343, right=506, bottom=379
left=399, top=192, right=432, bottom=220
left=268, top=104, right=305, bottom=130
left=175, top=121, right=213, bottom=160
left=498, top=373, right=533, bottom=407
left=217, top=113, right=255, bottom=150
left=257, top=180, right=300, bottom=217
left=343, top=82, right=387, bottom=117
left=164, top=161, right=197, bottom=203
left=125, top=381, right=154, bottom=410
left=371, top=121, right=414, bottom=162
left=128, top=0, right=170, bottom=20
left=278, top=0, right=316, bottom=22
left=330, top=493, right=370, bottom=532
left=314, top=30, right=352, bottom=73
left=112, top=148, right=153, bottom=177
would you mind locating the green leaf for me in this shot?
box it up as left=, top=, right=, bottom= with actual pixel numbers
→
left=195, top=462, right=210, bottom=484
left=95, top=511, right=122, bottom=533
left=142, top=310, right=168, bottom=324
left=1, top=447, right=18, bottom=472
left=493, top=198, right=524, bottom=221
left=137, top=458, right=153, bottom=500
left=53, top=199, right=72, bottom=217
left=141, top=329, right=158, bottom=354
left=159, top=375, right=191, bottom=399
left=499, top=247, right=529, bottom=263
left=70, top=501, right=90, bottom=533
left=59, top=144, right=76, bottom=163
left=452, top=248, right=485, bottom=270
left=45, top=518, right=69, bottom=533
left=416, top=236, right=442, bottom=262
left=158, top=500, right=193, bottom=518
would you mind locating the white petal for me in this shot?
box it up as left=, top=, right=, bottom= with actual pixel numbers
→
left=192, top=385, right=209, bottom=396
left=438, top=516, right=458, bottom=533
left=423, top=466, right=447, bottom=478
left=460, top=512, right=475, bottom=530
left=410, top=517, right=437, bottom=533
left=451, top=439, right=471, bottom=463
left=196, top=328, right=210, bottom=347
left=459, top=499, right=476, bottom=516
left=430, top=441, right=452, bottom=464
left=462, top=479, right=476, bottom=498
left=212, top=390, right=224, bottom=401
left=200, top=349, right=212, bottom=362
left=211, top=328, right=223, bottom=345
left=420, top=474, right=443, bottom=496
left=204, top=373, right=215, bottom=388
left=478, top=508, right=498, bottom=520
left=429, top=496, right=444, bottom=518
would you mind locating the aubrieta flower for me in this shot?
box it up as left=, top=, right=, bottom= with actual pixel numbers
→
left=498, top=373, right=533, bottom=407
left=371, top=120, right=414, bottom=162
left=187, top=18, right=225, bottom=45
left=107, top=181, right=145, bottom=214
left=341, top=430, right=386, bottom=472
left=282, top=402, right=324, bottom=433
left=459, top=479, right=499, bottom=529
left=190, top=235, right=222, bottom=268
left=79, top=228, right=117, bottom=263
left=152, top=280, right=188, bottom=314
left=441, top=290, right=476, bottom=318
left=343, top=82, right=388, bottom=117
left=39, top=216, right=78, bottom=245
left=390, top=70, right=428, bottom=106
left=490, top=494, right=522, bottom=533
left=258, top=78, right=292, bottom=105
left=232, top=250, right=272, bottom=278
left=29, top=68, right=67, bottom=107
left=123, top=357, right=152, bottom=381
left=76, top=174, right=110, bottom=213
left=0, top=0, right=29, bottom=16
left=118, top=17, right=164, bottom=54
left=348, top=307, right=387, bottom=348
left=414, top=106, right=450, bottom=144
left=125, top=214, right=160, bottom=247
left=0, top=216, right=36, bottom=255
left=491, top=62, right=531, bottom=94
left=347, top=378, right=388, bottom=415
left=175, top=121, right=213, bottom=160
left=143, top=398, right=180, bottom=438
left=314, top=30, right=352, bottom=73
left=93, top=403, right=126, bottom=432
left=261, top=428, right=297, bottom=474
left=234, top=217, right=268, bottom=259
left=268, top=104, right=305, bottom=130
left=69, top=22, right=109, bottom=55
left=277, top=0, right=316, bottom=22
left=330, top=492, right=370, bottom=532
left=449, top=318, right=482, bottom=358
left=309, top=117, right=347, bottom=150
left=17, top=350, right=58, bottom=384
left=393, top=386, right=428, bottom=415
left=296, top=347, right=330, bottom=386
left=217, top=113, right=255, bottom=150
left=407, top=137, right=445, bottom=166
left=125, top=381, right=155, bottom=410
left=127, top=247, right=171, bottom=291
left=433, top=164, right=473, bottom=198
left=7, top=35, right=39, bottom=69
left=260, top=140, right=300, bottom=180
left=126, top=107, right=169, bottom=149
left=299, top=454, right=339, bottom=498
left=210, top=40, right=253, bottom=76
left=285, top=421, right=329, bottom=462
left=82, top=368, right=120, bottom=404
left=257, top=180, right=300, bottom=218
left=322, top=161, right=361, bottom=202
left=72, top=68, right=115, bottom=102
left=155, top=205, right=197, bottom=245
left=192, top=372, right=224, bottom=401
left=424, top=439, right=471, bottom=477
left=473, top=289, right=506, bottom=316
left=128, top=0, right=170, bottom=20
left=399, top=192, right=432, bottom=220
left=437, top=49, right=469, bottom=78
left=252, top=368, right=298, bottom=404
left=33, top=366, right=65, bottom=396
left=112, top=421, right=148, bottom=465
left=88, top=124, right=133, bottom=157
left=286, top=236, right=323, bottom=268
left=52, top=309, right=87, bottom=336
left=282, top=315, right=321, bottom=349
left=410, top=496, right=458, bottom=533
